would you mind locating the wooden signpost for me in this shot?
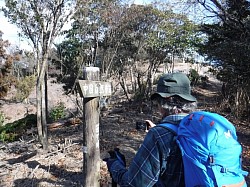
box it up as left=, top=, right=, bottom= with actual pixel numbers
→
left=77, top=67, right=112, bottom=187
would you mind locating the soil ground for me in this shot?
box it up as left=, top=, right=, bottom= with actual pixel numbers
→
left=0, top=73, right=249, bottom=187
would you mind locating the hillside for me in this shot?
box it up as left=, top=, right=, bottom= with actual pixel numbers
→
left=0, top=65, right=249, bottom=186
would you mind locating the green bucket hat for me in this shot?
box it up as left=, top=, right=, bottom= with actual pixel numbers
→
left=151, top=72, right=196, bottom=102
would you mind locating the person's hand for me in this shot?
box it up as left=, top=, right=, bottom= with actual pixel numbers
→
left=103, top=148, right=126, bottom=172
left=145, top=120, right=156, bottom=132
left=104, top=157, right=118, bottom=172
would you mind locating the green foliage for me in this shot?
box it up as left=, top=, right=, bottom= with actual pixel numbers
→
left=49, top=102, right=66, bottom=122
left=196, top=0, right=250, bottom=117
left=208, top=67, right=219, bottom=76
left=0, top=112, right=5, bottom=126
left=0, top=36, right=17, bottom=98
left=15, top=75, right=36, bottom=102
left=189, top=69, right=199, bottom=86
left=146, top=9, right=199, bottom=58
left=54, top=39, right=84, bottom=92
left=0, top=114, right=36, bottom=142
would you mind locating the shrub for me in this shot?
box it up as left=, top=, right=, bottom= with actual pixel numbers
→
left=0, top=112, right=4, bottom=126
left=15, top=75, right=36, bottom=102
left=49, top=102, right=66, bottom=122
left=0, top=114, right=36, bottom=142
left=189, top=69, right=199, bottom=86
left=0, top=53, right=17, bottom=98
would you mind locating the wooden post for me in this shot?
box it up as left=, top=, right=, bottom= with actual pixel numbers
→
left=77, top=67, right=112, bottom=187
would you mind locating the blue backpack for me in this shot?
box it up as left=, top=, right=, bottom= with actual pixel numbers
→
left=160, top=111, right=248, bottom=187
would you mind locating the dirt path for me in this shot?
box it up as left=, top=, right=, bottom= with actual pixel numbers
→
left=0, top=76, right=249, bottom=187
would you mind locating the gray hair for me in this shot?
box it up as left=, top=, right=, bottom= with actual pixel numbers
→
left=154, top=96, right=197, bottom=115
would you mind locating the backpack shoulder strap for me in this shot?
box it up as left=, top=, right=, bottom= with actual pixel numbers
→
left=158, top=123, right=178, bottom=134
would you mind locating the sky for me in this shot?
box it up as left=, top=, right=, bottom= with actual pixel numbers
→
left=0, top=1, right=24, bottom=48
left=0, top=0, right=72, bottom=51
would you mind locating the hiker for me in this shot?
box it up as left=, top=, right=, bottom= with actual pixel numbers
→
left=105, top=72, right=197, bottom=186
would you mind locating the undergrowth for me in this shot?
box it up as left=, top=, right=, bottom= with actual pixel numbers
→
left=15, top=75, right=36, bottom=102
left=49, top=102, right=66, bottom=122
left=0, top=112, right=4, bottom=126
left=0, top=114, right=37, bottom=142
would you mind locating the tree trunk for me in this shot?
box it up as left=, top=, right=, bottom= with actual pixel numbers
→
left=171, top=53, right=175, bottom=73
left=130, top=66, right=135, bottom=92
left=45, top=68, right=48, bottom=120
left=42, top=70, right=48, bottom=150
left=36, top=80, right=43, bottom=142
left=119, top=76, right=130, bottom=101
left=36, top=54, right=49, bottom=150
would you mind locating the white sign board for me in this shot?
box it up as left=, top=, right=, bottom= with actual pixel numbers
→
left=78, top=80, right=112, bottom=98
